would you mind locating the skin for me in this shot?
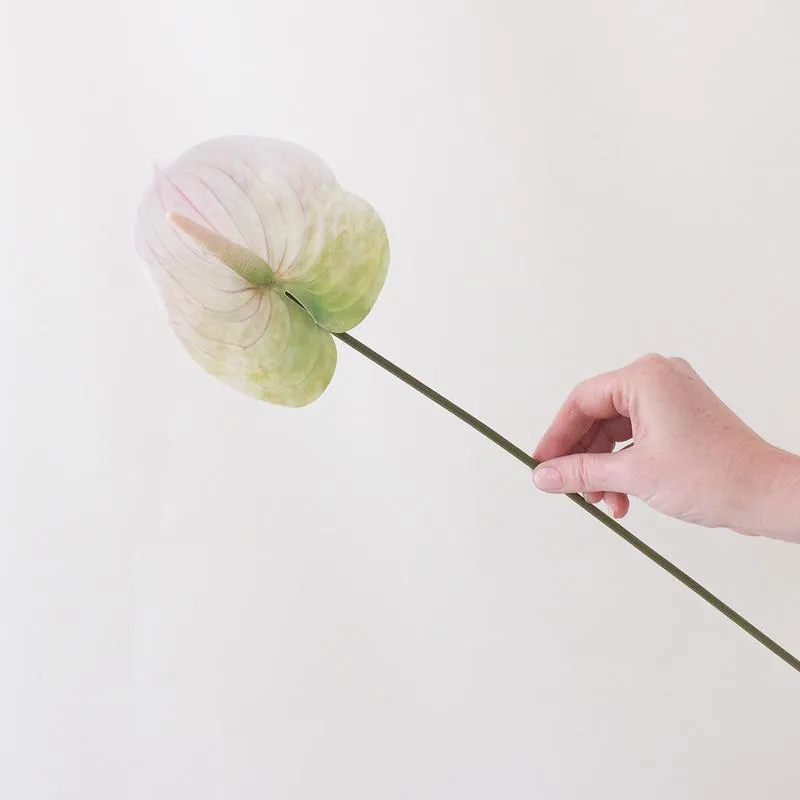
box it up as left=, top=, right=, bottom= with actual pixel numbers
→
left=532, top=354, right=800, bottom=543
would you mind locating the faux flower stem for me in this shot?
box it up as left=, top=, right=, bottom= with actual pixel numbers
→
left=333, top=330, right=800, bottom=674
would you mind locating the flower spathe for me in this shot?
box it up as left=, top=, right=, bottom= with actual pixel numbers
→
left=135, top=136, right=390, bottom=406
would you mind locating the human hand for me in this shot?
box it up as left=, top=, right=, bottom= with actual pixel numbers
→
left=532, top=354, right=800, bottom=542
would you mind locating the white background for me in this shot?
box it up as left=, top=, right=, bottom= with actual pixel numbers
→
left=2, top=1, right=800, bottom=797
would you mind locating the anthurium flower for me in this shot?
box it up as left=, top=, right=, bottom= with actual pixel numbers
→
left=135, top=136, right=389, bottom=406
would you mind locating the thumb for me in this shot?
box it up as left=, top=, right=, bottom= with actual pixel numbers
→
left=533, top=450, right=635, bottom=495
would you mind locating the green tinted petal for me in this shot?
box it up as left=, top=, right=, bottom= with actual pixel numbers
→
left=281, top=191, right=390, bottom=333
left=165, top=286, right=336, bottom=407
left=231, top=290, right=337, bottom=407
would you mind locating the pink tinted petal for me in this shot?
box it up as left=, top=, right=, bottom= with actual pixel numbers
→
left=172, top=137, right=339, bottom=275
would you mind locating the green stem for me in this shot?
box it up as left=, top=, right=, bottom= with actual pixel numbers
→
left=333, top=330, right=800, bottom=675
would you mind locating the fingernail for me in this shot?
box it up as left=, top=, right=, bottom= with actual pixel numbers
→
left=534, top=466, right=563, bottom=491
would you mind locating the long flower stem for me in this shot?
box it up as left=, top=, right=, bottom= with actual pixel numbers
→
left=333, top=330, right=800, bottom=674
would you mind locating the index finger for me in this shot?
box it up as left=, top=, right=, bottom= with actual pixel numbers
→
left=533, top=367, right=633, bottom=462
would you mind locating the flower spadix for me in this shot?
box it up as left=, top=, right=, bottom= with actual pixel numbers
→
left=135, top=136, right=390, bottom=406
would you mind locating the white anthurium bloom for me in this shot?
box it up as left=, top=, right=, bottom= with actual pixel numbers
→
left=135, top=136, right=390, bottom=406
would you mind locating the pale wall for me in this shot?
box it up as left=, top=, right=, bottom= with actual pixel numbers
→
left=1, top=1, right=799, bottom=797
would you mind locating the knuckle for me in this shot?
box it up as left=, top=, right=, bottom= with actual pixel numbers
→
left=669, top=356, right=694, bottom=373
left=633, top=352, right=674, bottom=383
left=637, top=352, right=669, bottom=369
left=568, top=379, right=591, bottom=404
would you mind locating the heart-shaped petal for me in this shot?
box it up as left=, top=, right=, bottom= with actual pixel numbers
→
left=135, top=136, right=390, bottom=406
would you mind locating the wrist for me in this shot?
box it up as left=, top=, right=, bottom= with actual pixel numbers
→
left=734, top=445, right=800, bottom=542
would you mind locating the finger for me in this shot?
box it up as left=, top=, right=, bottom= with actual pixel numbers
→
left=584, top=422, right=632, bottom=516
left=570, top=419, right=633, bottom=462
left=584, top=418, right=633, bottom=455
left=533, top=448, right=639, bottom=495
left=603, top=492, right=630, bottom=518
left=572, top=420, right=602, bottom=455
left=573, top=420, right=634, bottom=505
left=533, top=369, right=634, bottom=462
left=580, top=428, right=616, bottom=504
left=583, top=491, right=629, bottom=510
left=605, top=417, right=633, bottom=445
